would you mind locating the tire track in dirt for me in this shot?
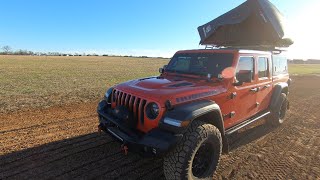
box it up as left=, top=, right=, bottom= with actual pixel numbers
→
left=1, top=137, right=114, bottom=179
left=77, top=154, right=144, bottom=179
left=0, top=134, right=106, bottom=173
left=0, top=114, right=95, bottom=134
left=110, top=158, right=163, bottom=180
left=135, top=166, right=165, bottom=180
left=0, top=116, right=97, bottom=155
left=0, top=133, right=98, bottom=168
left=23, top=141, right=120, bottom=180
left=0, top=102, right=98, bottom=132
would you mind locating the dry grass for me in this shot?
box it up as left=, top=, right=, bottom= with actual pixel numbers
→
left=289, top=64, right=320, bottom=75
left=1, top=55, right=318, bottom=113
left=0, top=55, right=168, bottom=113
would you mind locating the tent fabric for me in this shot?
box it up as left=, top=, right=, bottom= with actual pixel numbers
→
left=197, top=0, right=293, bottom=48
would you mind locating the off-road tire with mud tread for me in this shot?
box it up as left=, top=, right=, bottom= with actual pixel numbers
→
left=163, top=121, right=222, bottom=180
left=269, top=93, right=288, bottom=126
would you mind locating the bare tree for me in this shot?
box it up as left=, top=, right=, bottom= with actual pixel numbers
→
left=2, top=45, right=12, bottom=54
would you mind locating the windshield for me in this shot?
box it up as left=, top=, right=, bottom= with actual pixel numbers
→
left=166, top=53, right=234, bottom=77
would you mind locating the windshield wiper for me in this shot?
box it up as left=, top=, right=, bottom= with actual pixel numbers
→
left=186, top=71, right=208, bottom=76
left=166, top=69, right=211, bottom=80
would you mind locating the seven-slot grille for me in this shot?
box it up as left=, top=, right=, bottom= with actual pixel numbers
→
left=112, top=89, right=147, bottom=125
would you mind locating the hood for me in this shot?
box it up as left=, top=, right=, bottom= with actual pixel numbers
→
left=115, top=76, right=226, bottom=106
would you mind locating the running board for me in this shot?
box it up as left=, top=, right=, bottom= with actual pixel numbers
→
left=225, top=111, right=270, bottom=135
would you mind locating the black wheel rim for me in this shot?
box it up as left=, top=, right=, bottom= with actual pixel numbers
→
left=192, top=141, right=215, bottom=178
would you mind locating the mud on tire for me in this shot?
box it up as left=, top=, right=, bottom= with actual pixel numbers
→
left=163, top=121, right=222, bottom=180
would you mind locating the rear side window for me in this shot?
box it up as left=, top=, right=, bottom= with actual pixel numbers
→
left=272, top=55, right=288, bottom=75
left=258, top=57, right=268, bottom=78
left=236, top=57, right=254, bottom=80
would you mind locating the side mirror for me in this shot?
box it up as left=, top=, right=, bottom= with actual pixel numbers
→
left=234, top=70, right=252, bottom=86
left=221, top=67, right=236, bottom=79
left=159, top=65, right=167, bottom=73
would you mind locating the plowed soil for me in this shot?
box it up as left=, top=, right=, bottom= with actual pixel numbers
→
left=1, top=76, right=319, bottom=180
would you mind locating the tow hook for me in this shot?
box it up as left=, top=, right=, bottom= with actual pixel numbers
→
left=121, top=144, right=129, bottom=155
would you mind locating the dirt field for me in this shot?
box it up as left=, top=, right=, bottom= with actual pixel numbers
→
left=1, top=75, right=319, bottom=179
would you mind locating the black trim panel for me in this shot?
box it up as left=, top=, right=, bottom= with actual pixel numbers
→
left=225, top=111, right=270, bottom=135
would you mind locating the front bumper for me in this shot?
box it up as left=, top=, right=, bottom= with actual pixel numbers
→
left=97, top=100, right=182, bottom=157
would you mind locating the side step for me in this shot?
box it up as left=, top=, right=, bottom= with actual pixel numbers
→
left=225, top=111, right=270, bottom=135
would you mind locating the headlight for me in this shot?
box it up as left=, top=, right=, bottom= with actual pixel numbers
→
left=104, top=87, right=113, bottom=103
left=146, top=102, right=159, bottom=120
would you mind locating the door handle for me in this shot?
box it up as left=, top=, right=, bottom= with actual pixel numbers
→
left=264, top=85, right=271, bottom=88
left=250, top=88, right=259, bottom=92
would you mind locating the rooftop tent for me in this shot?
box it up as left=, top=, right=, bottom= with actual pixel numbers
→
left=198, top=0, right=293, bottom=48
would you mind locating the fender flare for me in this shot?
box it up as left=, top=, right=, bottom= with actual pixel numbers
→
left=159, top=99, right=228, bottom=152
left=270, top=82, right=288, bottom=111
left=160, top=100, right=225, bottom=137
left=162, top=100, right=224, bottom=135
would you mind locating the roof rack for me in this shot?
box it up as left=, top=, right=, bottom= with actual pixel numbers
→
left=204, top=45, right=215, bottom=49
left=205, top=45, right=286, bottom=53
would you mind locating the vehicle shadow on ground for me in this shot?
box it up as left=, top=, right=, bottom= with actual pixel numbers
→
left=0, top=132, right=164, bottom=180
left=0, top=122, right=275, bottom=180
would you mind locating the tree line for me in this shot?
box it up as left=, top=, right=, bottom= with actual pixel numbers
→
left=0, top=45, right=114, bottom=57
left=1, top=45, right=36, bottom=55
left=0, top=46, right=104, bottom=56
left=0, top=45, right=166, bottom=58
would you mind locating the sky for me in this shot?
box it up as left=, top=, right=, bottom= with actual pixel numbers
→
left=0, top=0, right=319, bottom=59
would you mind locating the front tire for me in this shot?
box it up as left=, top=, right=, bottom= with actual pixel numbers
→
left=163, top=121, right=222, bottom=180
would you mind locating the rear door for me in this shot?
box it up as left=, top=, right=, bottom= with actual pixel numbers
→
left=256, top=56, right=273, bottom=112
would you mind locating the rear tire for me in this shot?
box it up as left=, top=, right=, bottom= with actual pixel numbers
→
left=163, top=121, right=222, bottom=180
left=269, top=93, right=288, bottom=126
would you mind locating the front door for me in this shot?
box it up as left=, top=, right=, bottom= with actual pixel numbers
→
left=232, top=56, right=258, bottom=125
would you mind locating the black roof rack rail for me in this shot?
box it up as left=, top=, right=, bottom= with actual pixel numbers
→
left=203, top=45, right=287, bottom=54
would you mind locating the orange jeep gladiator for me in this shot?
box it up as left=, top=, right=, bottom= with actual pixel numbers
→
left=97, top=48, right=291, bottom=179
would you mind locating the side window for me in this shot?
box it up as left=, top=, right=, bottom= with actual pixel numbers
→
left=258, top=57, right=268, bottom=78
left=236, top=57, right=254, bottom=81
left=272, top=55, right=288, bottom=75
